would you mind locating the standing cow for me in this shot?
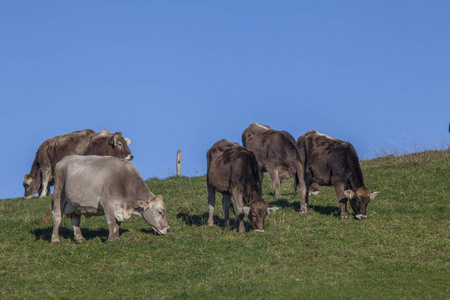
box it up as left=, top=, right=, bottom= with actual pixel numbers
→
left=296, top=130, right=378, bottom=219
left=242, top=123, right=306, bottom=199
left=51, top=155, right=170, bottom=243
left=23, top=128, right=133, bottom=199
left=207, top=139, right=278, bottom=233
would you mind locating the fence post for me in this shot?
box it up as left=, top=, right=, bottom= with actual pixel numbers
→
left=176, top=150, right=182, bottom=177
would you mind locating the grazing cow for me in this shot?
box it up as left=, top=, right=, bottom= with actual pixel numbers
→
left=23, top=128, right=133, bottom=199
left=206, top=139, right=278, bottom=233
left=296, top=130, right=378, bottom=219
left=242, top=123, right=306, bottom=199
left=51, top=155, right=170, bottom=243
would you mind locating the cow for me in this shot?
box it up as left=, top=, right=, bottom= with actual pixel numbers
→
left=242, top=123, right=306, bottom=199
left=206, top=139, right=278, bottom=233
left=51, top=155, right=170, bottom=243
left=296, top=130, right=379, bottom=219
left=23, top=128, right=133, bottom=199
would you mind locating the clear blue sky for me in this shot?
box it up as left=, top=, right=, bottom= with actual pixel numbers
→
left=1, top=1, right=449, bottom=199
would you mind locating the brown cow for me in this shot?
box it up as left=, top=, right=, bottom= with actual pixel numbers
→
left=206, top=139, right=278, bottom=233
left=242, top=123, right=306, bottom=199
left=23, top=128, right=133, bottom=199
left=296, top=130, right=378, bottom=219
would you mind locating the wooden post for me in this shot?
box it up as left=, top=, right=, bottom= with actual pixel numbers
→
left=176, top=150, right=182, bottom=177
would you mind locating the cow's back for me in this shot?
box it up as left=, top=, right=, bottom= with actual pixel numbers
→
left=57, top=156, right=148, bottom=213
left=207, top=140, right=260, bottom=195
left=38, top=129, right=95, bottom=168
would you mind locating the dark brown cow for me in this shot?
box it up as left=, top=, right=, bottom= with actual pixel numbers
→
left=296, top=130, right=378, bottom=219
left=23, top=128, right=133, bottom=199
left=242, top=123, right=306, bottom=199
left=206, top=139, right=278, bottom=233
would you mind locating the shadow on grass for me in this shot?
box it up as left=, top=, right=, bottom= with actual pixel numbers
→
left=32, top=226, right=128, bottom=243
left=176, top=212, right=253, bottom=232
left=269, top=198, right=340, bottom=217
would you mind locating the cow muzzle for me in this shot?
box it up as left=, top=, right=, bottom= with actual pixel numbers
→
left=154, top=226, right=170, bottom=235
left=355, top=214, right=367, bottom=220
left=125, top=154, right=134, bottom=161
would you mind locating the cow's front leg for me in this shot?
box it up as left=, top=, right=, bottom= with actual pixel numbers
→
left=71, top=214, right=85, bottom=244
left=207, top=184, right=216, bottom=226
left=334, top=182, right=348, bottom=219
left=222, top=194, right=232, bottom=227
left=40, top=168, right=51, bottom=198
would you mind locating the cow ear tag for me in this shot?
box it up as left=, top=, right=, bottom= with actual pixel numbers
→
left=137, top=200, right=149, bottom=210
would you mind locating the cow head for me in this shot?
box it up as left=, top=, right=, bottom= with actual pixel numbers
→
left=344, top=188, right=379, bottom=219
left=85, top=131, right=134, bottom=160
left=241, top=193, right=279, bottom=232
left=138, top=195, right=170, bottom=234
left=23, top=174, right=40, bottom=199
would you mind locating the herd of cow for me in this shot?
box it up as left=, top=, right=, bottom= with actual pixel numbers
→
left=23, top=123, right=378, bottom=243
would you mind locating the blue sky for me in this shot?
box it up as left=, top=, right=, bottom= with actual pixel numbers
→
left=1, top=1, right=449, bottom=199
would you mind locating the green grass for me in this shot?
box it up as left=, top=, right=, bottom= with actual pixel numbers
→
left=1, top=149, right=449, bottom=299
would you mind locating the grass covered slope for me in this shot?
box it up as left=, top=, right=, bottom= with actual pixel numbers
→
left=0, top=149, right=448, bottom=298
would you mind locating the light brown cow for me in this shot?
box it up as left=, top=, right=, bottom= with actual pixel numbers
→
left=24, top=129, right=132, bottom=199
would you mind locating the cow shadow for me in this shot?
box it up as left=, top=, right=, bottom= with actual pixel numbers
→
left=176, top=212, right=253, bottom=232
left=269, top=198, right=300, bottom=211
left=32, top=227, right=128, bottom=243
left=269, top=198, right=340, bottom=216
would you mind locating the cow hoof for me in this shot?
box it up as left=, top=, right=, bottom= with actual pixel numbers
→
left=341, top=215, right=348, bottom=220
left=51, top=239, right=60, bottom=244
left=74, top=237, right=85, bottom=244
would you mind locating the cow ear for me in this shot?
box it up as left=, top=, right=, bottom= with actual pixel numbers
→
left=267, top=206, right=279, bottom=214
left=240, top=206, right=251, bottom=216
left=370, top=191, right=379, bottom=200
left=137, top=200, right=150, bottom=210
left=124, top=137, right=131, bottom=145
left=344, top=190, right=355, bottom=199
left=109, top=135, right=117, bottom=147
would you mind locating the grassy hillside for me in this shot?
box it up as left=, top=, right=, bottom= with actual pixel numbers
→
left=0, top=149, right=448, bottom=299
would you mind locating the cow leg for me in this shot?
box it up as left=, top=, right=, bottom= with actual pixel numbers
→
left=207, top=184, right=216, bottom=226
left=51, top=207, right=62, bottom=244
left=71, top=214, right=85, bottom=244
left=299, top=178, right=310, bottom=214
left=51, top=176, right=64, bottom=243
left=222, top=194, right=232, bottom=228
left=333, top=182, right=348, bottom=219
left=231, top=192, right=246, bottom=233
left=39, top=168, right=51, bottom=198
left=103, top=205, right=120, bottom=241
left=269, top=169, right=281, bottom=197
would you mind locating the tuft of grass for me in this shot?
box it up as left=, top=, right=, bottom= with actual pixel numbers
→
left=0, top=149, right=449, bottom=298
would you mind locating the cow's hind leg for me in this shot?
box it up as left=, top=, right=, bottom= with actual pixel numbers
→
left=207, top=184, right=216, bottom=226
left=269, top=169, right=281, bottom=197
left=51, top=207, right=62, bottom=243
left=71, top=214, right=85, bottom=244
left=222, top=194, right=232, bottom=227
